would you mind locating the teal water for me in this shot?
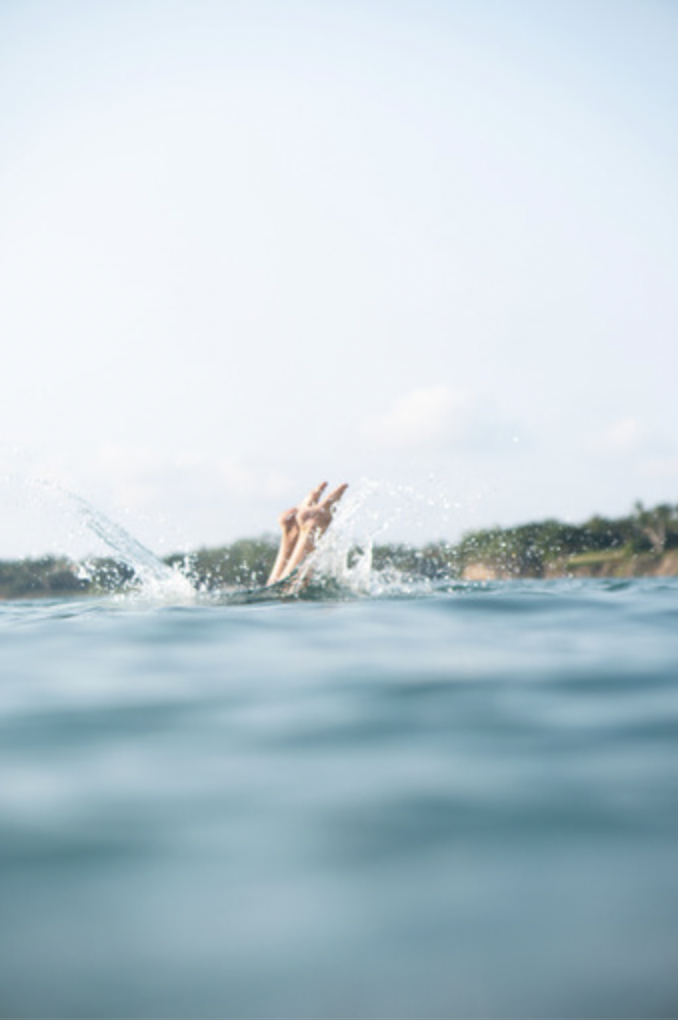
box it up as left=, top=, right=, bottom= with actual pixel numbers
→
left=1, top=578, right=678, bottom=1018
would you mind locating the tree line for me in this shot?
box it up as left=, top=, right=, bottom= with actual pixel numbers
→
left=447, top=500, right=678, bottom=577
left=1, top=501, right=677, bottom=598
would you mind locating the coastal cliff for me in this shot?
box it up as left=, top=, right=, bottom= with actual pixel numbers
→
left=463, top=549, right=678, bottom=581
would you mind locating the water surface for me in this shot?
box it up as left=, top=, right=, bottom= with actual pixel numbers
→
left=1, top=578, right=677, bottom=1018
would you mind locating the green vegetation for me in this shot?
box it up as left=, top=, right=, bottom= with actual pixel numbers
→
left=165, top=537, right=278, bottom=591
left=1, top=502, right=677, bottom=599
left=0, top=539, right=280, bottom=600
left=367, top=502, right=678, bottom=581
left=0, top=556, right=91, bottom=600
left=0, top=555, right=137, bottom=600
left=446, top=501, right=678, bottom=578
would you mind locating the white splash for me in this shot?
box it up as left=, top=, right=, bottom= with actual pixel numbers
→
left=307, top=477, right=457, bottom=596
left=22, top=480, right=196, bottom=603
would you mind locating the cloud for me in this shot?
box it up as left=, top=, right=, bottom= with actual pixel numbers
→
left=362, top=385, right=472, bottom=451
left=590, top=416, right=646, bottom=456
left=641, top=455, right=678, bottom=479
left=588, top=418, right=678, bottom=483
left=93, top=445, right=291, bottom=513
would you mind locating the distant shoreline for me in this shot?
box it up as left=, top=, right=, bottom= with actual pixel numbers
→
left=463, top=549, right=678, bottom=581
left=1, top=501, right=677, bottom=598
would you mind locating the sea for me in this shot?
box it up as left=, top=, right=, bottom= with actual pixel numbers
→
left=1, top=495, right=678, bottom=1018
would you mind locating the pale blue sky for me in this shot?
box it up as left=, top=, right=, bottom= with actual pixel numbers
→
left=1, top=0, right=677, bottom=557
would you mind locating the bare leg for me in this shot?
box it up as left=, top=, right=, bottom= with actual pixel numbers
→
left=281, top=483, right=348, bottom=581
left=267, top=482, right=328, bottom=586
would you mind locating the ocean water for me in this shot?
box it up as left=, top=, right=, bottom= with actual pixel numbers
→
left=1, top=574, right=678, bottom=1019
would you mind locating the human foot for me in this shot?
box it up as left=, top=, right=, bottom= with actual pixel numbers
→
left=297, top=483, right=348, bottom=540
left=283, top=483, right=348, bottom=579
left=267, top=481, right=332, bottom=585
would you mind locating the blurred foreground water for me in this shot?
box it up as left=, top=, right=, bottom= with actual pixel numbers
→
left=1, top=578, right=677, bottom=1018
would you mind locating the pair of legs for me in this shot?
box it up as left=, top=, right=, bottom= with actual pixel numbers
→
left=267, top=482, right=348, bottom=586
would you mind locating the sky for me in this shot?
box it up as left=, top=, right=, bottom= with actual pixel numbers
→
left=1, top=0, right=677, bottom=559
